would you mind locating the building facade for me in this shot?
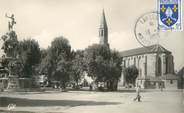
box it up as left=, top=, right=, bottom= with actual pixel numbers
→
left=119, top=45, right=178, bottom=89
left=177, top=67, right=184, bottom=89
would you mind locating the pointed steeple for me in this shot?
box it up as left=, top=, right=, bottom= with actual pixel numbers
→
left=100, top=9, right=108, bottom=29
left=99, top=9, right=109, bottom=46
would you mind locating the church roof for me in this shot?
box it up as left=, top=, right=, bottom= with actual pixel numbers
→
left=99, top=9, right=108, bottom=29
left=120, top=44, right=171, bottom=57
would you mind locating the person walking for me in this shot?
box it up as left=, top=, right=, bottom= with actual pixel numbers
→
left=160, top=82, right=163, bottom=92
left=134, top=85, right=141, bottom=102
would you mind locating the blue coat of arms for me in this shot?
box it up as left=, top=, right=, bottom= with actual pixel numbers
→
left=158, top=0, right=182, bottom=30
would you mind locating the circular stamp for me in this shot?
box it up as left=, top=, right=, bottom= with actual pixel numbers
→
left=134, top=12, right=160, bottom=47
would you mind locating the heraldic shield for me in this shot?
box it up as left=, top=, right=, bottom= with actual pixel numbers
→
left=160, top=0, right=179, bottom=27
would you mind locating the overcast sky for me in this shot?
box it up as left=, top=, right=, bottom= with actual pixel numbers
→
left=0, top=0, right=183, bottom=70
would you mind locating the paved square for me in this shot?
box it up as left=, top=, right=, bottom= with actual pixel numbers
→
left=0, top=90, right=183, bottom=113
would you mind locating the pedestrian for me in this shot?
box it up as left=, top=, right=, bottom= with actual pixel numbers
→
left=160, top=83, right=163, bottom=92
left=89, top=84, right=92, bottom=91
left=134, top=85, right=141, bottom=102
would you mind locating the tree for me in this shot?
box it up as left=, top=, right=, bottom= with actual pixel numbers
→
left=71, top=50, right=85, bottom=89
left=123, top=65, right=139, bottom=86
left=37, top=49, right=49, bottom=74
left=106, top=50, right=122, bottom=91
left=17, top=39, right=41, bottom=77
left=40, top=50, right=51, bottom=76
left=39, top=36, right=72, bottom=89
left=84, top=44, right=111, bottom=82
left=84, top=44, right=122, bottom=91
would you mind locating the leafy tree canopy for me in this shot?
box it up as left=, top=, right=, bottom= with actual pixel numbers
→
left=18, top=39, right=41, bottom=77
left=84, top=44, right=122, bottom=91
left=123, top=65, right=139, bottom=86
left=38, top=36, right=72, bottom=89
left=70, top=50, right=85, bottom=89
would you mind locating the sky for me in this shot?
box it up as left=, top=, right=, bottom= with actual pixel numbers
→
left=0, top=0, right=183, bottom=70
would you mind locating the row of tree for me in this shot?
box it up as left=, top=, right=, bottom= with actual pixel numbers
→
left=1, top=31, right=138, bottom=91
left=38, top=38, right=123, bottom=90
left=1, top=31, right=123, bottom=91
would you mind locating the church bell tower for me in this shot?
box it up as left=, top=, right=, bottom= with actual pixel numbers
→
left=99, top=9, right=109, bottom=47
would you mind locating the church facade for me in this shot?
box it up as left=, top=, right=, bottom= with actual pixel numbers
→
left=119, top=45, right=178, bottom=89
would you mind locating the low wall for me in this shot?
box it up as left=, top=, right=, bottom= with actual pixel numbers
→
left=0, top=78, right=32, bottom=90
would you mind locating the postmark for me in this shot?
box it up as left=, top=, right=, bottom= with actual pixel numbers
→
left=158, top=0, right=182, bottom=31
left=134, top=12, right=160, bottom=47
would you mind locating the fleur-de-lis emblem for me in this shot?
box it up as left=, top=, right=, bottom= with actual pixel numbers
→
left=172, top=4, right=177, bottom=12
left=161, top=5, right=166, bottom=12
left=166, top=18, right=172, bottom=25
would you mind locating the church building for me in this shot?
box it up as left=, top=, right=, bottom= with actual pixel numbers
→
left=119, top=45, right=178, bottom=89
left=98, top=10, right=178, bottom=89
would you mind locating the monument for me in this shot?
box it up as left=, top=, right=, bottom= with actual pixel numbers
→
left=1, top=13, right=20, bottom=91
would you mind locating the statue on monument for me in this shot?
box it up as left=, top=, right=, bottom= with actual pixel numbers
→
left=1, top=13, right=20, bottom=90
left=5, top=13, right=16, bottom=31
left=1, top=13, right=18, bottom=58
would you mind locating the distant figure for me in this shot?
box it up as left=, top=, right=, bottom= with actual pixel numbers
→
left=134, top=85, right=141, bottom=102
left=89, top=84, right=92, bottom=91
left=160, top=83, right=163, bottom=92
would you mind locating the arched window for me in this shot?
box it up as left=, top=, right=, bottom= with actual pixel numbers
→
left=134, top=57, right=136, bottom=66
left=144, top=56, right=147, bottom=76
left=101, top=30, right=104, bottom=36
left=157, top=56, right=162, bottom=76
left=99, top=29, right=104, bottom=37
